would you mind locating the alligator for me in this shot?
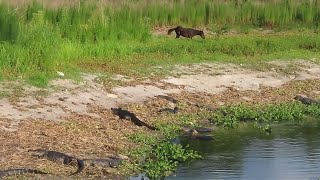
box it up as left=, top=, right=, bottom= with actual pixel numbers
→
left=83, top=157, right=123, bottom=168
left=193, top=104, right=217, bottom=111
left=156, top=95, right=217, bottom=112
left=294, top=94, right=320, bottom=105
left=182, top=128, right=214, bottom=141
left=181, top=126, right=214, bottom=133
left=188, top=129, right=214, bottom=141
left=0, top=168, right=47, bottom=178
left=190, top=135, right=214, bottom=141
left=155, top=95, right=179, bottom=104
left=157, top=107, right=179, bottom=114
left=111, top=108, right=156, bottom=130
left=29, top=149, right=84, bottom=175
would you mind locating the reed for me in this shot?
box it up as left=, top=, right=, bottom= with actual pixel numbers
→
left=0, top=0, right=319, bottom=86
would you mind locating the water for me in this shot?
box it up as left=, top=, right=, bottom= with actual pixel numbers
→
left=166, top=121, right=320, bottom=180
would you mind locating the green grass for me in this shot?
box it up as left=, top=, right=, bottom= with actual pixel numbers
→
left=2, top=31, right=320, bottom=86
left=211, top=102, right=320, bottom=128
left=0, top=1, right=320, bottom=86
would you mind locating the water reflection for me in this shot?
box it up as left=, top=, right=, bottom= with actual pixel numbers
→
left=166, top=121, right=320, bottom=180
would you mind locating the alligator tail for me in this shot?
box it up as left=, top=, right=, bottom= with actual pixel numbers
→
left=0, top=168, right=47, bottom=178
left=134, top=118, right=156, bottom=130
left=70, top=159, right=84, bottom=175
left=144, top=123, right=157, bottom=131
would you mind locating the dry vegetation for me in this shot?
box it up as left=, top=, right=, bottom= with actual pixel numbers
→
left=1, top=78, right=320, bottom=178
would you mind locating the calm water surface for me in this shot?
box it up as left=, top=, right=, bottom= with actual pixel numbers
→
left=166, top=121, right=320, bottom=180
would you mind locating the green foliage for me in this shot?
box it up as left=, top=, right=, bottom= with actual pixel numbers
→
left=127, top=122, right=200, bottom=179
left=155, top=122, right=181, bottom=140
left=19, top=14, right=61, bottom=72
left=0, top=2, right=320, bottom=83
left=27, top=72, right=52, bottom=87
left=211, top=102, right=317, bottom=128
left=0, top=6, right=19, bottom=43
left=129, top=133, right=158, bottom=145
left=260, top=103, right=305, bottom=122
left=305, top=104, right=320, bottom=117
left=142, top=142, right=201, bottom=179
left=213, top=104, right=257, bottom=128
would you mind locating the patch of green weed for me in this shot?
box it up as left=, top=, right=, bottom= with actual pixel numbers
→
left=142, top=142, right=201, bottom=179
left=211, top=102, right=316, bottom=128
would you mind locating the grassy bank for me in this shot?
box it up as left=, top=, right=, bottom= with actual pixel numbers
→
left=2, top=31, right=320, bottom=86
left=120, top=100, right=320, bottom=179
left=0, top=1, right=320, bottom=86
left=211, top=101, right=320, bottom=128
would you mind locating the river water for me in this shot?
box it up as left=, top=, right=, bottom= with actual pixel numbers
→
left=166, top=121, right=320, bottom=180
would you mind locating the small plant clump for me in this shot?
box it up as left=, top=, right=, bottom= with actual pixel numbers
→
left=142, top=142, right=201, bottom=179
left=125, top=122, right=201, bottom=179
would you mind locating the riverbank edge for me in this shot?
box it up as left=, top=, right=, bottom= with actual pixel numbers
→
left=120, top=83, right=320, bottom=179
left=0, top=65, right=320, bottom=179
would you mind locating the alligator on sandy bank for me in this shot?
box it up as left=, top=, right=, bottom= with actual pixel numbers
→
left=83, top=158, right=123, bottom=168
left=294, top=94, right=320, bottom=105
left=0, top=168, right=47, bottom=178
left=155, top=95, right=179, bottom=104
left=82, top=154, right=127, bottom=168
left=111, top=107, right=156, bottom=130
left=157, top=107, right=179, bottom=114
left=29, top=149, right=84, bottom=175
left=168, top=26, right=205, bottom=39
left=155, top=95, right=217, bottom=112
left=193, top=104, right=217, bottom=111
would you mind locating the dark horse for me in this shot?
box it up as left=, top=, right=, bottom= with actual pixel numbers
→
left=168, top=26, right=205, bottom=39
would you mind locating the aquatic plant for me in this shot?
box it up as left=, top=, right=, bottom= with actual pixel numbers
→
left=211, top=102, right=319, bottom=128
left=142, top=142, right=201, bottom=179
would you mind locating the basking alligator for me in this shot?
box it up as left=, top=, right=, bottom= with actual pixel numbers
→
left=111, top=108, right=156, bottom=130
left=294, top=94, right=320, bottom=105
left=168, top=26, right=205, bottom=39
left=0, top=168, right=47, bottom=178
left=83, top=158, right=123, bottom=168
left=157, top=107, right=179, bottom=114
left=155, top=95, right=179, bottom=104
left=29, top=149, right=84, bottom=175
left=193, top=104, right=216, bottom=111
left=155, top=95, right=216, bottom=112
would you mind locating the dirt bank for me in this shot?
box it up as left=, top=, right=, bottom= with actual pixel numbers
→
left=0, top=60, right=319, bottom=179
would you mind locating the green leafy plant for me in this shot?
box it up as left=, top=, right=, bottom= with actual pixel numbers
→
left=210, top=102, right=319, bottom=128
left=142, top=142, right=201, bottom=179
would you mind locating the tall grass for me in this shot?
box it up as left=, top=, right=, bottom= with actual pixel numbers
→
left=0, top=0, right=320, bottom=85
left=3, top=0, right=320, bottom=42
